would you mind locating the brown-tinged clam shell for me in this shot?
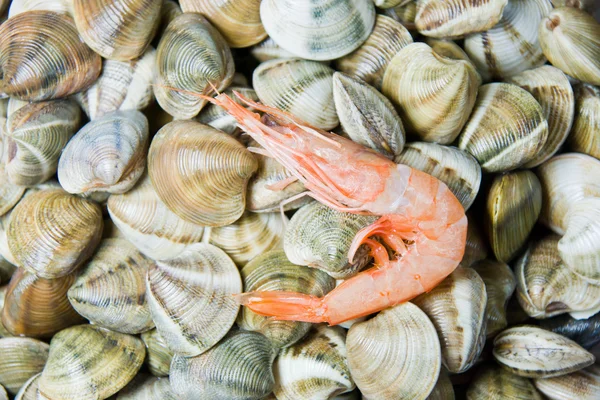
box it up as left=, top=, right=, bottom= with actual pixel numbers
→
left=534, top=363, right=600, bottom=400
left=424, top=38, right=472, bottom=62
left=569, top=84, right=600, bottom=159
left=0, top=338, right=48, bottom=395
left=467, top=364, right=543, bottom=400
left=140, top=329, right=173, bottom=377
left=383, top=1, right=417, bottom=30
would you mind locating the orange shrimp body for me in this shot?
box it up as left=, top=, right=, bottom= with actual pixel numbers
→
left=206, top=91, right=468, bottom=325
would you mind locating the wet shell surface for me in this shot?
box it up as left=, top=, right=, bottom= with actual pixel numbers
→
left=170, top=328, right=274, bottom=400
left=38, top=325, right=145, bottom=400
left=14, top=372, right=40, bottom=400
left=0, top=337, right=49, bottom=395
left=237, top=250, right=335, bottom=349
left=117, top=374, right=176, bottom=400
left=260, top=0, right=375, bottom=61
left=0, top=11, right=101, bottom=101
left=382, top=42, right=480, bottom=144
left=534, top=363, right=600, bottom=400
left=146, top=244, right=241, bottom=357
left=347, top=302, right=441, bottom=399
left=461, top=215, right=489, bottom=267
left=466, top=364, right=543, bottom=400
left=569, top=84, right=600, bottom=159
left=273, top=325, right=354, bottom=399
left=458, top=83, right=548, bottom=173
left=540, top=312, right=600, bottom=349
left=140, top=329, right=173, bottom=377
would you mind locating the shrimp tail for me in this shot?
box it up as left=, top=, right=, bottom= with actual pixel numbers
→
left=235, top=291, right=328, bottom=323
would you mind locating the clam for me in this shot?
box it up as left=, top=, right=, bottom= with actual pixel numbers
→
left=427, top=368, right=455, bottom=400
left=250, top=37, right=296, bottom=63
left=413, top=267, right=487, bottom=374
left=424, top=38, right=472, bottom=62
left=382, top=43, right=480, bottom=144
left=506, top=65, right=575, bottom=167
left=4, top=99, right=81, bottom=186
left=347, top=303, right=441, bottom=399
left=540, top=312, right=600, bottom=350
left=14, top=373, right=39, bottom=400
left=461, top=214, right=489, bottom=267
left=237, top=250, right=335, bottom=349
left=75, top=49, right=156, bottom=120
left=0, top=162, right=24, bottom=218
left=333, top=72, right=405, bottom=159
left=395, top=142, right=482, bottom=210
left=117, top=374, right=176, bottom=400
left=273, top=325, right=354, bottom=399
left=334, top=14, right=413, bottom=90
left=154, top=12, right=234, bottom=119
left=568, top=84, right=600, bottom=159
left=8, top=189, right=103, bottom=279
left=539, top=7, right=600, bottom=86
left=415, top=0, right=508, bottom=38
left=157, top=0, right=181, bottom=37
left=253, top=59, right=338, bottom=130
left=0, top=11, right=101, bottom=101
left=208, top=212, right=285, bottom=266
left=197, top=87, right=259, bottom=136
left=38, top=325, right=145, bottom=400
left=493, top=325, right=595, bottom=378
left=485, top=170, right=542, bottom=263
left=467, top=364, right=543, bottom=400
left=57, top=111, right=148, bottom=195
left=458, top=83, right=548, bottom=172
left=260, top=0, right=375, bottom=61
left=2, top=268, right=84, bottom=338
left=170, top=328, right=274, bottom=400
left=140, top=329, right=173, bottom=377
left=464, top=0, right=552, bottom=81
left=374, top=0, right=412, bottom=7
left=180, top=0, right=266, bottom=48
left=146, top=243, right=241, bottom=357
left=148, top=121, right=257, bottom=227
left=383, top=1, right=417, bottom=30
left=284, top=202, right=377, bottom=279
left=8, top=0, right=73, bottom=16
left=0, top=337, right=49, bottom=395
left=551, top=0, right=596, bottom=9
left=534, top=363, right=600, bottom=400
left=107, top=174, right=205, bottom=261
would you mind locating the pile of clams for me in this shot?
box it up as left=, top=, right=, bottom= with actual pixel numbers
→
left=0, top=0, right=599, bottom=399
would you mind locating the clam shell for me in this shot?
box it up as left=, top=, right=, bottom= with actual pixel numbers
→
left=117, top=374, right=176, bottom=400
left=253, top=59, right=338, bottom=130
left=237, top=250, right=335, bottom=349
left=427, top=368, right=455, bottom=400
left=467, top=364, right=543, bottom=400
left=458, top=83, right=548, bottom=173
left=146, top=243, right=241, bottom=357
left=0, top=257, right=15, bottom=286
left=395, top=142, right=482, bottom=210
left=461, top=214, right=489, bottom=267
left=38, top=325, right=145, bottom=400
left=8, top=189, right=103, bottom=279
left=347, top=302, right=441, bottom=399
left=140, top=329, right=173, bottom=377
left=14, top=373, right=40, bottom=400
left=273, top=325, right=354, bottom=399
left=157, top=0, right=181, bottom=38
left=0, top=140, right=25, bottom=217
left=260, top=0, right=375, bottom=61
left=249, top=37, right=296, bottom=62
left=0, top=11, right=101, bottom=101
left=493, top=325, right=595, bottom=378
left=540, top=312, right=600, bottom=350
left=569, top=84, right=600, bottom=159
left=374, top=0, right=411, bottom=7
left=334, top=14, right=413, bottom=90
left=154, top=12, right=234, bottom=119
left=382, top=42, right=480, bottom=144
left=506, top=65, right=575, bottom=167
left=197, top=87, right=259, bottom=135
left=9, top=0, right=73, bottom=16
left=383, top=1, right=417, bottom=30
left=424, top=38, right=472, bottom=62
left=0, top=338, right=48, bottom=395
left=170, top=328, right=275, bottom=400
left=0, top=286, right=12, bottom=338
left=534, top=363, right=600, bottom=400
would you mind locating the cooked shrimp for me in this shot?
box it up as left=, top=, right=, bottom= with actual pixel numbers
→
left=203, top=90, right=468, bottom=325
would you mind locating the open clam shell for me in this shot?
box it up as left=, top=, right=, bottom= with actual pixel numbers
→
left=140, top=329, right=173, bottom=377
left=0, top=338, right=49, bottom=395
left=467, top=364, right=543, bottom=400
left=569, top=84, right=600, bottom=159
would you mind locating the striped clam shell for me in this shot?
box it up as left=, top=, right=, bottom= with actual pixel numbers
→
left=0, top=161, right=24, bottom=218
left=14, top=372, right=40, bottom=400
left=117, top=374, right=176, bottom=400
left=140, top=329, right=173, bottom=377
left=383, top=1, right=417, bottom=30
left=534, top=363, right=600, bottom=400
left=569, top=84, right=600, bottom=159
left=467, top=364, right=543, bottom=400
left=0, top=338, right=49, bottom=395
left=424, top=38, right=472, bottom=62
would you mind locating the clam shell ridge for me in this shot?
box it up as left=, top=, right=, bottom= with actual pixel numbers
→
left=466, top=364, right=543, bottom=400
left=569, top=84, right=600, bottom=159
left=0, top=337, right=49, bottom=395
left=534, top=363, right=600, bottom=400
left=140, top=329, right=173, bottom=377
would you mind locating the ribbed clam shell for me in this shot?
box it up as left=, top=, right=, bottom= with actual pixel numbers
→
left=464, top=0, right=552, bottom=81
left=424, top=38, right=472, bottom=62
left=157, top=0, right=181, bottom=38
left=0, top=338, right=48, bottom=395
left=0, top=163, right=24, bottom=217
left=347, top=303, right=441, bottom=399
left=237, top=250, right=335, bottom=349
left=0, top=11, right=101, bottom=101
left=140, top=329, right=173, bottom=377
left=73, top=0, right=161, bottom=61
left=493, top=325, right=595, bottom=378
left=0, top=287, right=12, bottom=338
left=461, top=214, right=489, bottom=267
left=8, top=189, right=103, bottom=279
left=38, top=325, right=145, bottom=400
left=197, top=87, right=259, bottom=135
left=485, top=170, right=542, bottom=263
left=539, top=7, right=600, bottom=86
left=382, top=42, right=480, bottom=144
left=117, top=375, right=176, bottom=400
left=8, top=0, right=73, bottom=16
left=458, top=83, right=548, bottom=172
left=250, top=37, right=296, bottom=62
left=540, top=312, right=600, bottom=350
left=374, top=0, right=411, bottom=7
left=180, top=0, right=266, bottom=48
left=334, top=15, right=413, bottom=90
left=506, top=65, right=575, bottom=167
left=154, top=13, right=234, bottom=119
left=260, top=0, right=375, bottom=61
left=413, top=267, right=487, bottom=374
left=383, top=1, right=417, bottom=30
left=416, top=0, right=508, bottom=38
left=0, top=211, right=17, bottom=267
left=75, top=49, right=156, bottom=120
left=5, top=100, right=81, bottom=186
left=14, top=373, right=39, bottom=400
left=58, top=111, right=149, bottom=195
left=427, top=368, right=455, bottom=400
left=273, top=325, right=354, bottom=399
left=146, top=244, right=241, bottom=357
left=107, top=174, right=205, bottom=261
left=535, top=364, right=600, bottom=400
left=569, top=84, right=600, bottom=159
left=284, top=202, right=377, bottom=279
left=467, top=364, right=543, bottom=400
left=395, top=142, right=482, bottom=210
left=208, top=212, right=285, bottom=266
left=333, top=72, right=405, bottom=159
left=148, top=121, right=257, bottom=227
left=170, top=328, right=274, bottom=400
left=2, top=268, right=84, bottom=338
left=253, top=59, right=338, bottom=130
